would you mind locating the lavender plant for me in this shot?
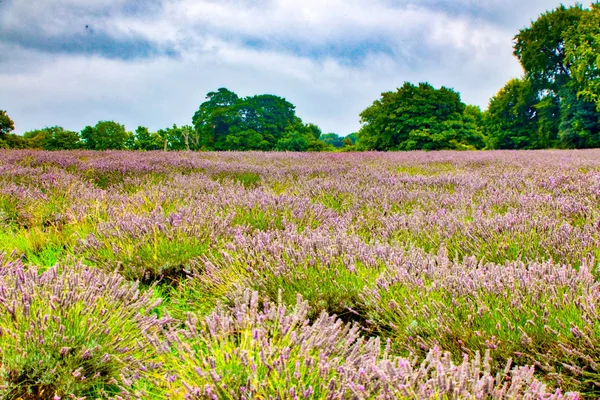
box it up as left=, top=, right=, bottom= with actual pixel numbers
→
left=163, top=290, right=579, bottom=399
left=361, top=248, right=600, bottom=394
left=0, top=258, right=170, bottom=399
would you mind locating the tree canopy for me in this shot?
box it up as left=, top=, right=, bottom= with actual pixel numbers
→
left=23, top=126, right=81, bottom=150
left=192, top=89, right=330, bottom=151
left=81, top=121, right=129, bottom=150
left=566, top=2, right=600, bottom=111
left=0, top=110, right=15, bottom=141
left=486, top=3, right=600, bottom=150
left=485, top=78, right=541, bottom=149
left=356, top=82, right=485, bottom=151
left=513, top=4, right=584, bottom=94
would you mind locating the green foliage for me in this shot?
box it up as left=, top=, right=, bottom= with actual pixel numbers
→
left=320, top=131, right=356, bottom=150
left=81, top=121, right=129, bottom=150
left=0, top=134, right=27, bottom=149
left=320, top=132, right=345, bottom=148
left=149, top=124, right=199, bottom=151
left=0, top=110, right=15, bottom=142
left=566, top=2, right=600, bottom=111
left=192, top=88, right=241, bottom=150
left=345, top=132, right=357, bottom=144
left=22, top=126, right=81, bottom=150
left=276, top=129, right=311, bottom=151
left=129, top=126, right=162, bottom=151
left=0, top=263, right=167, bottom=399
left=514, top=4, right=585, bottom=93
left=558, top=87, right=600, bottom=148
left=485, top=78, right=541, bottom=149
left=192, top=88, right=326, bottom=151
left=498, top=3, right=600, bottom=150
left=357, top=82, right=485, bottom=151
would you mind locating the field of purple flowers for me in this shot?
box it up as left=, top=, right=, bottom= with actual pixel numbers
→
left=1, top=149, right=599, bottom=399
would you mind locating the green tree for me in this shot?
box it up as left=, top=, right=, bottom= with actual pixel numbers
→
left=161, top=124, right=197, bottom=151
left=81, top=121, right=129, bottom=150
left=0, top=110, right=15, bottom=143
left=192, top=88, right=240, bottom=150
left=23, top=126, right=81, bottom=150
left=357, top=82, right=483, bottom=151
left=566, top=3, right=600, bottom=111
left=276, top=130, right=311, bottom=151
left=80, top=126, right=95, bottom=150
left=23, top=130, right=47, bottom=149
left=345, top=132, right=358, bottom=145
left=156, top=128, right=170, bottom=151
left=514, top=4, right=584, bottom=94
left=192, top=88, right=323, bottom=151
left=132, top=126, right=162, bottom=150
left=238, top=94, right=299, bottom=147
left=226, top=128, right=269, bottom=150
left=558, top=87, right=600, bottom=148
left=485, top=78, right=540, bottom=149
left=320, top=133, right=345, bottom=148
left=304, top=123, right=322, bottom=141
left=0, top=134, right=26, bottom=149
left=510, top=3, right=600, bottom=148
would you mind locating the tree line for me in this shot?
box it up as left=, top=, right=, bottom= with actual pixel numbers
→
left=356, top=3, right=600, bottom=151
left=0, top=91, right=357, bottom=152
left=0, top=3, right=598, bottom=152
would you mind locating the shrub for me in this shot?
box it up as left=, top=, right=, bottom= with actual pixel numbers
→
left=75, top=206, right=233, bottom=283
left=0, top=259, right=170, bottom=399
left=182, top=229, right=379, bottom=321
left=362, top=248, right=600, bottom=394
left=163, top=290, right=578, bottom=399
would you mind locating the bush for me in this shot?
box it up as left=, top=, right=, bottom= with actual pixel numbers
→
left=181, top=229, right=379, bottom=321
left=162, top=290, right=577, bottom=399
left=362, top=248, right=600, bottom=394
left=0, top=259, right=170, bottom=399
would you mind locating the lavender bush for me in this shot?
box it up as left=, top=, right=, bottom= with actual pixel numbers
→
left=163, top=290, right=579, bottom=399
left=0, top=257, right=170, bottom=399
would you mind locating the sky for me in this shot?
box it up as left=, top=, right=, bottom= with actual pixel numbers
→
left=0, top=0, right=582, bottom=136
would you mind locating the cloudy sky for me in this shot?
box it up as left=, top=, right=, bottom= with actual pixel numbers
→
left=0, top=0, right=581, bottom=136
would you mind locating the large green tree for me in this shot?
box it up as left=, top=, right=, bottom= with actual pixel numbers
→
left=159, top=124, right=197, bottom=151
left=192, top=88, right=241, bottom=150
left=357, top=82, right=485, bottom=151
left=514, top=4, right=585, bottom=94
left=320, top=133, right=345, bottom=148
left=0, top=110, right=15, bottom=141
left=192, top=88, right=326, bottom=151
left=485, top=78, right=541, bottom=149
left=558, top=87, right=600, bottom=148
left=81, top=121, right=129, bottom=150
left=506, top=3, right=600, bottom=148
left=566, top=2, right=600, bottom=111
left=128, top=126, right=162, bottom=150
left=23, top=126, right=81, bottom=150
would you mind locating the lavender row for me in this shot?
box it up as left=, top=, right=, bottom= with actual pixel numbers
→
left=0, top=259, right=578, bottom=399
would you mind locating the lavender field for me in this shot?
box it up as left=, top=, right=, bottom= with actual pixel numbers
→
left=1, top=149, right=599, bottom=399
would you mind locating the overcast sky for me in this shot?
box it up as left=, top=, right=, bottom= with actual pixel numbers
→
left=0, top=0, right=582, bottom=136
